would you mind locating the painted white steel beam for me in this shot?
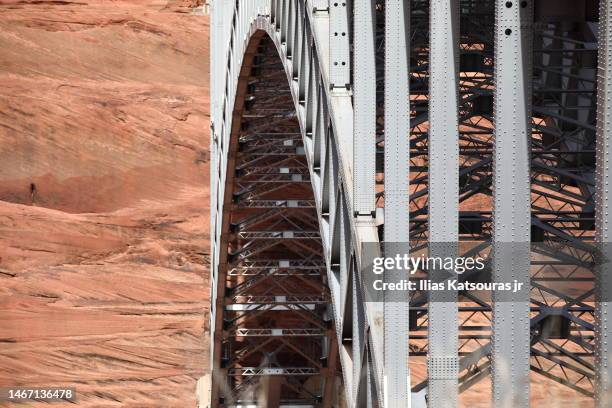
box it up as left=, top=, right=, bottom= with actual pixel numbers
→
left=353, top=0, right=377, bottom=216
left=595, top=1, right=612, bottom=407
left=329, top=0, right=350, bottom=89
left=492, top=1, right=533, bottom=407
left=384, top=1, right=411, bottom=407
left=427, top=0, right=460, bottom=406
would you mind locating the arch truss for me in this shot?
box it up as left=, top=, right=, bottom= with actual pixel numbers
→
left=210, top=1, right=612, bottom=407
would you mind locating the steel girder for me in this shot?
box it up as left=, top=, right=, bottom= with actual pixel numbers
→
left=211, top=0, right=612, bottom=407
left=367, top=0, right=600, bottom=402
left=595, top=2, right=612, bottom=407
left=428, top=0, right=461, bottom=406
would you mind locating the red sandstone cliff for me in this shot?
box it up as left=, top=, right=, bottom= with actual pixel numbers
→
left=0, top=1, right=209, bottom=406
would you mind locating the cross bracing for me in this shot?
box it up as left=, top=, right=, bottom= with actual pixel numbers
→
left=210, top=1, right=612, bottom=407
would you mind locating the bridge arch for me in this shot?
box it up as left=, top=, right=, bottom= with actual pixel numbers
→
left=210, top=19, right=352, bottom=406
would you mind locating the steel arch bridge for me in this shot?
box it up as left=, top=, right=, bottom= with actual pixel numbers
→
left=210, top=1, right=612, bottom=407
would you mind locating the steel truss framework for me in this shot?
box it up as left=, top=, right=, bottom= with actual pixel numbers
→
left=210, top=0, right=612, bottom=407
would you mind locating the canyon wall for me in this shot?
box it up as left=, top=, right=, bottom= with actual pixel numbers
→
left=0, top=1, right=210, bottom=406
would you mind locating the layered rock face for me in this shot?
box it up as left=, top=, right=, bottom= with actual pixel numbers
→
left=0, top=1, right=210, bottom=406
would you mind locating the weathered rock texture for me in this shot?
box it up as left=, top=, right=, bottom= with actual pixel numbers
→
left=0, top=1, right=209, bottom=407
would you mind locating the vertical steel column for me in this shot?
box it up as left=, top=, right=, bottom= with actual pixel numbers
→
left=492, top=1, right=532, bottom=407
left=329, top=0, right=351, bottom=89
left=281, top=0, right=290, bottom=44
left=596, top=1, right=612, bottom=406
left=275, top=0, right=282, bottom=30
left=286, top=0, right=295, bottom=58
left=384, top=1, right=411, bottom=407
left=353, top=0, right=377, bottom=216
left=292, top=0, right=303, bottom=81
left=427, top=0, right=459, bottom=406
